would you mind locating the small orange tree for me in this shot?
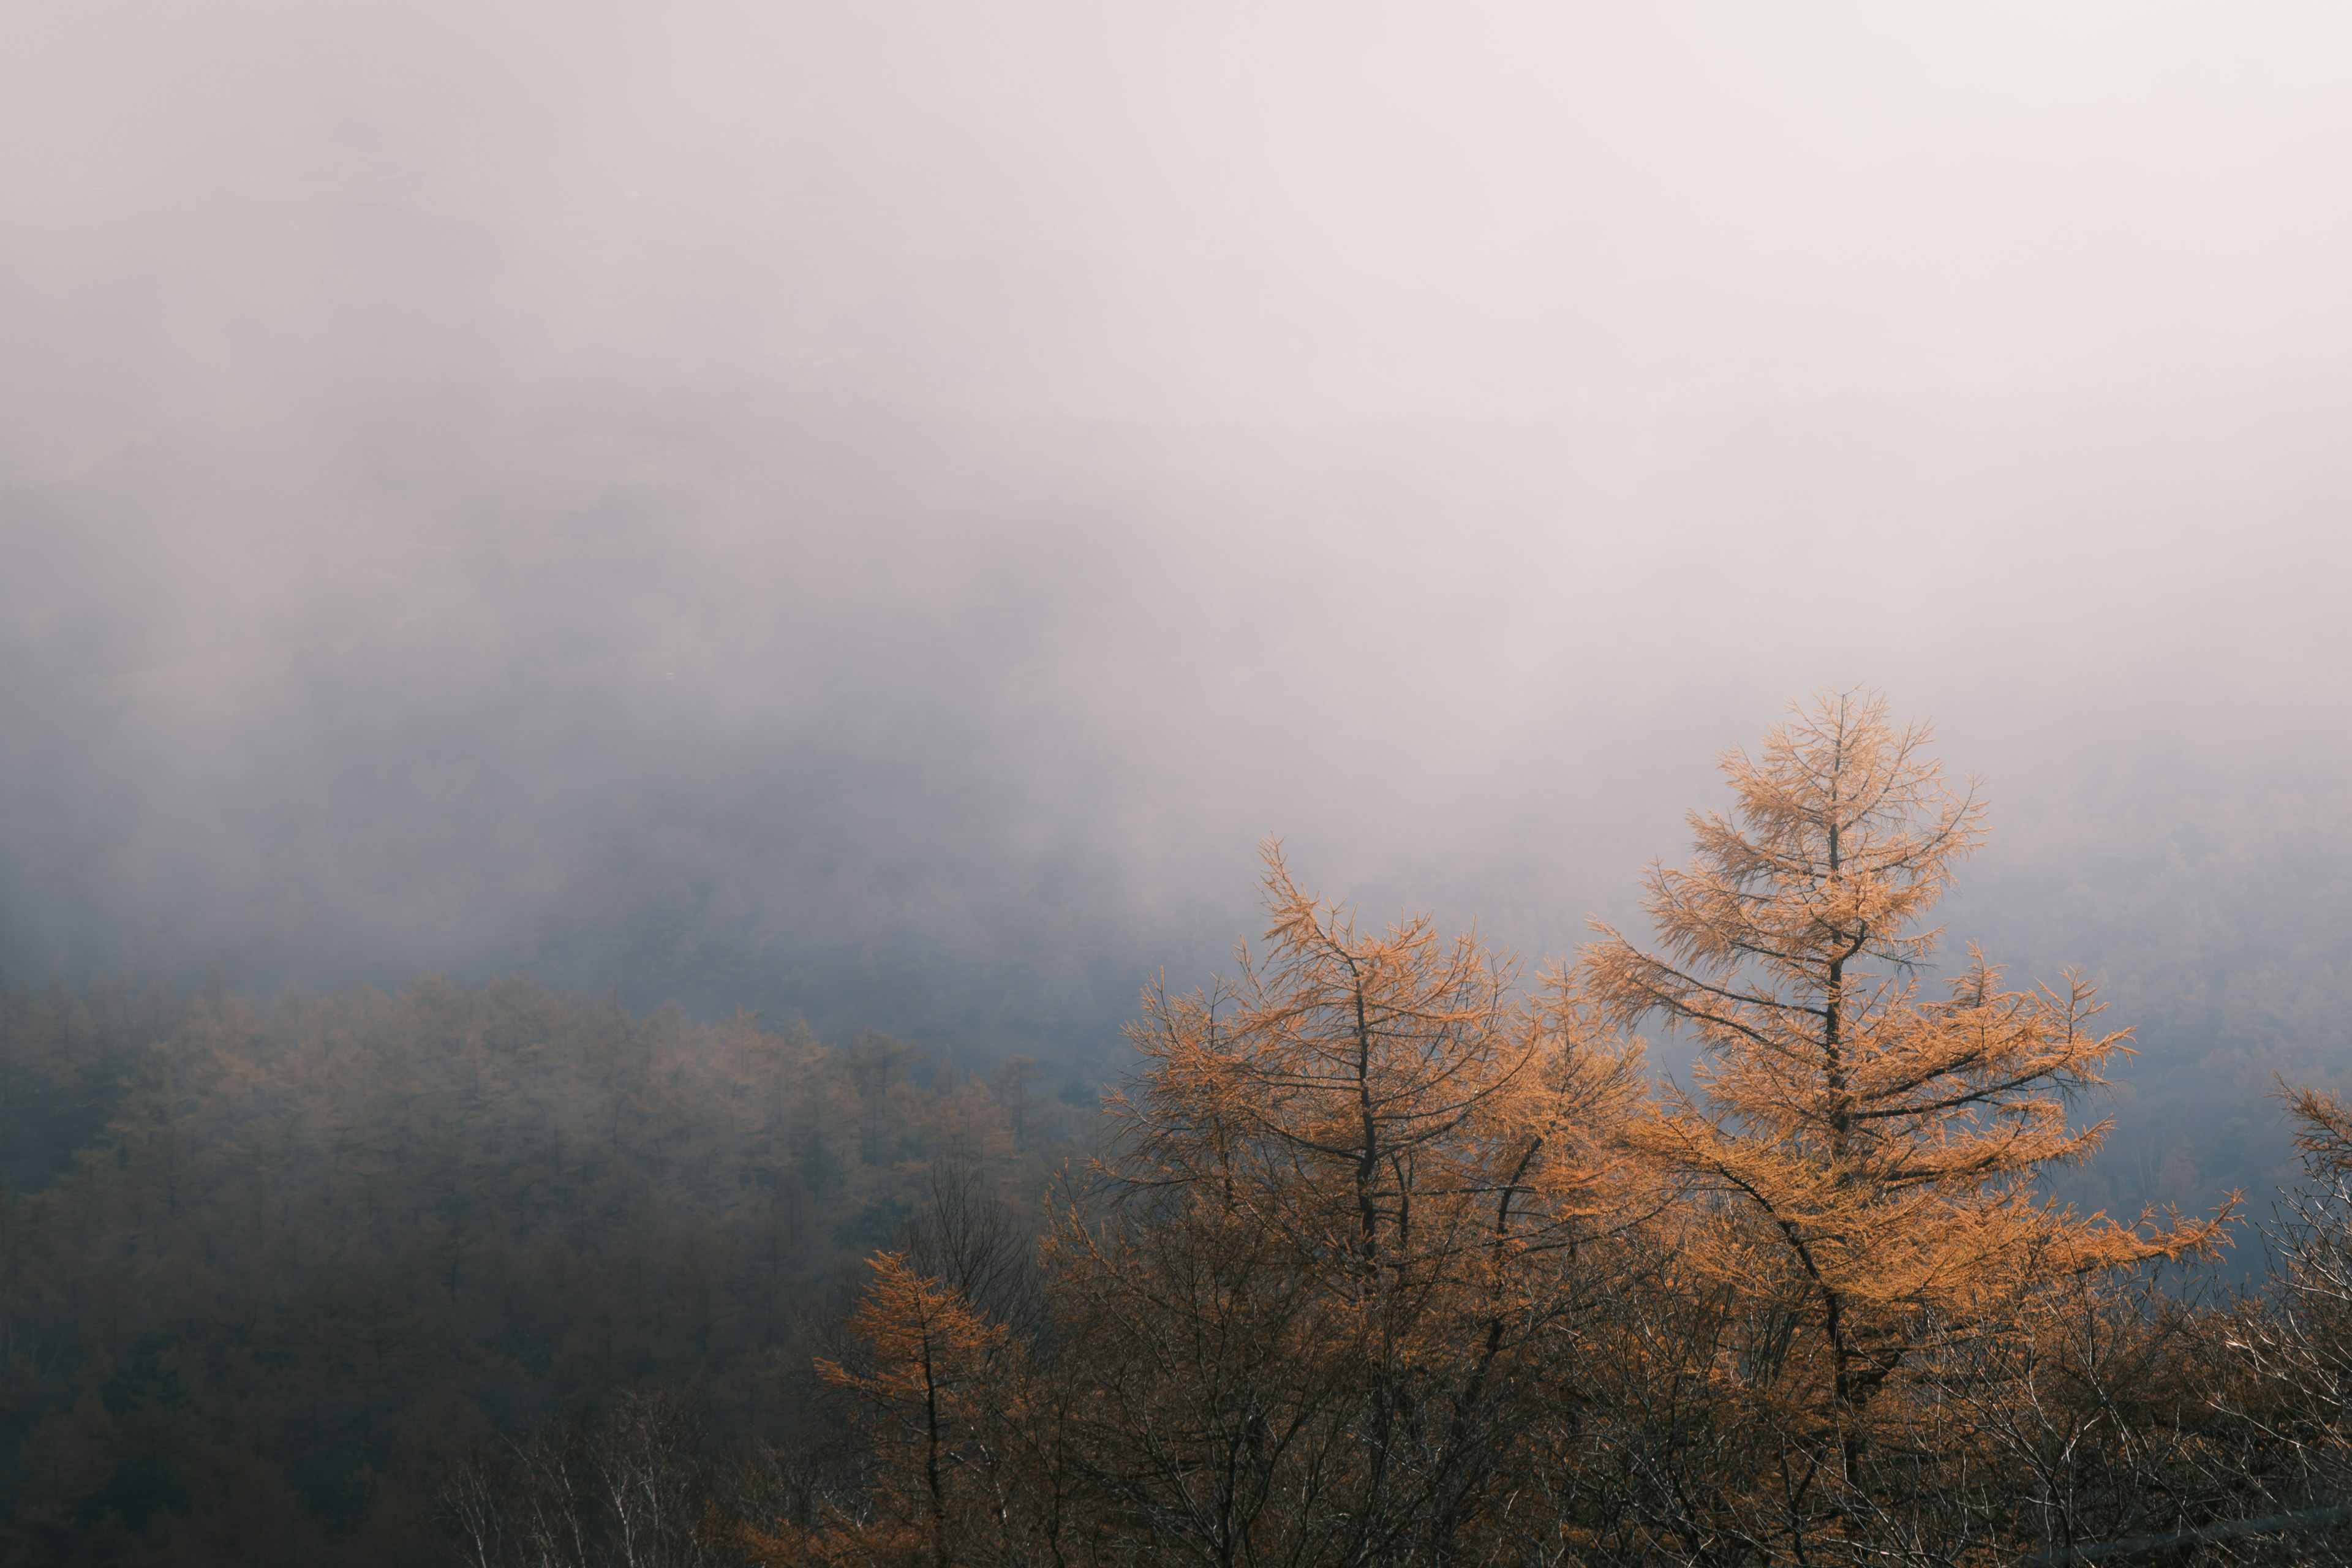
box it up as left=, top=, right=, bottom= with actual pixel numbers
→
left=1583, top=690, right=2225, bottom=1438
left=741, top=1254, right=1016, bottom=1568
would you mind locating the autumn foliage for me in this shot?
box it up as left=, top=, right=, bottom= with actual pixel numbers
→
left=1585, top=692, right=2225, bottom=1433
left=1043, top=850, right=1649, bottom=1562
left=779, top=692, right=2313, bottom=1566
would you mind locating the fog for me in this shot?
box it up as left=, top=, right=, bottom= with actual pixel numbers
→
left=6, top=6, right=2351, bottom=1204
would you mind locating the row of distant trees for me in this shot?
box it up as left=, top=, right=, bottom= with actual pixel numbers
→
left=489, top=691, right=2343, bottom=1567
left=0, top=963, right=1085, bottom=1564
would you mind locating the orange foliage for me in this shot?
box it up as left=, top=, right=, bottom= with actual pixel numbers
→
left=741, top=1254, right=1014, bottom=1568
left=2284, top=1080, right=2352, bottom=1174
left=1583, top=689, right=2228, bottom=1422
left=1109, top=843, right=1643, bottom=1276
left=1027, top=845, right=1649, bottom=1561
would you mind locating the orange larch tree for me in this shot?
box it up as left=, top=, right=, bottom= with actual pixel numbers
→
left=1041, top=843, right=1647, bottom=1564
left=752, top=1253, right=1017, bottom=1568
left=1581, top=690, right=2225, bottom=1437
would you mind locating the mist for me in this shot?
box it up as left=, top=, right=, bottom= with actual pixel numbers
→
left=6, top=3, right=2351, bottom=1181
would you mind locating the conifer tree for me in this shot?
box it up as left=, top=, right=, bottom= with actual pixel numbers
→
left=1038, top=845, right=1645, bottom=1564
left=1582, top=690, right=2223, bottom=1434
left=806, top=1254, right=1014, bottom=1567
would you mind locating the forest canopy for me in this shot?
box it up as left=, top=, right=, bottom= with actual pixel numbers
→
left=2, top=692, right=2346, bottom=1566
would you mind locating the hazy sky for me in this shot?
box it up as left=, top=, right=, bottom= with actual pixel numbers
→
left=11, top=4, right=2352, bottom=429
left=3, top=4, right=2350, bottom=1043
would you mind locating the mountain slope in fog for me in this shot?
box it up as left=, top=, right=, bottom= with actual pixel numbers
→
left=3, top=371, right=2350, bottom=1216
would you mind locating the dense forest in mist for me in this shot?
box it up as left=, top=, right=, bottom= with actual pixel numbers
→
left=2, top=694, right=2350, bottom=1564
left=0, top=974, right=1083, bottom=1562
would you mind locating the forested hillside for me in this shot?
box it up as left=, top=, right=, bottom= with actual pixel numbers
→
left=6, top=695, right=2350, bottom=1566
left=0, top=978, right=1074, bottom=1563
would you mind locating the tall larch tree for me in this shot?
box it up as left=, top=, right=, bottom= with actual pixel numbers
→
left=1582, top=689, right=2225, bottom=1442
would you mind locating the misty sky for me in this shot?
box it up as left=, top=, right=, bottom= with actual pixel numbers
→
left=4, top=4, right=2350, bottom=1095
left=12, top=5, right=2352, bottom=424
